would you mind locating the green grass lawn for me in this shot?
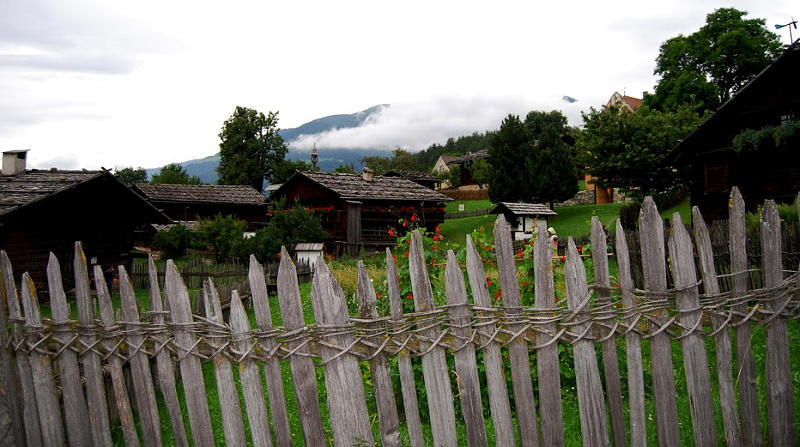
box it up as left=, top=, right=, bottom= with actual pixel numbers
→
left=444, top=199, right=493, bottom=213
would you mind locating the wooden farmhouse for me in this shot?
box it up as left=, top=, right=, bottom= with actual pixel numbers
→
left=491, top=202, right=557, bottom=240
left=671, top=42, right=800, bottom=221
left=0, top=151, right=170, bottom=290
left=272, top=170, right=452, bottom=256
left=133, top=183, right=267, bottom=230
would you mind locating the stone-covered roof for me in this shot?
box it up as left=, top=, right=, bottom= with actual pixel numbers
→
left=0, top=169, right=104, bottom=216
left=134, top=183, right=266, bottom=205
left=383, top=170, right=439, bottom=183
left=445, top=149, right=489, bottom=165
left=492, top=202, right=557, bottom=217
left=282, top=171, right=452, bottom=202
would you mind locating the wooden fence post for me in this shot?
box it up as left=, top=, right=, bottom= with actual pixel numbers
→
left=639, top=197, right=680, bottom=446
left=148, top=255, right=190, bottom=447
left=229, top=289, right=273, bottom=447
left=165, top=260, right=216, bottom=447
left=493, top=215, right=539, bottom=447
left=119, top=265, right=164, bottom=446
left=667, top=215, right=716, bottom=446
left=276, top=248, right=325, bottom=445
left=0, top=251, right=31, bottom=447
left=614, top=220, right=647, bottom=446
left=73, top=243, right=114, bottom=447
left=444, top=250, right=488, bottom=446
left=564, top=239, right=609, bottom=446
left=46, top=253, right=93, bottom=446
left=203, top=279, right=247, bottom=446
left=408, top=231, right=457, bottom=447
left=356, top=261, right=401, bottom=447
left=248, top=255, right=292, bottom=447
left=761, top=200, right=796, bottom=446
left=94, top=265, right=140, bottom=446
left=532, top=219, right=563, bottom=447
left=692, top=207, right=742, bottom=446
left=728, top=187, right=762, bottom=446
left=385, top=248, right=425, bottom=447
left=20, top=272, right=65, bottom=446
left=590, top=217, right=626, bottom=447
left=465, top=236, right=515, bottom=446
left=311, top=259, right=373, bottom=446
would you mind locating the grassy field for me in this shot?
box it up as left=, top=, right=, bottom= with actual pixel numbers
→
left=444, top=198, right=493, bottom=213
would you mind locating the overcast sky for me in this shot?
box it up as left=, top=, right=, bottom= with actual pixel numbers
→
left=0, top=0, right=795, bottom=170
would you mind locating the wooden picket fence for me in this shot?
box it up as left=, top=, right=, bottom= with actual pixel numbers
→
left=1, top=186, right=799, bottom=446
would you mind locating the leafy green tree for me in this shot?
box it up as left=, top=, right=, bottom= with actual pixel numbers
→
left=523, top=111, right=578, bottom=207
left=645, top=8, right=782, bottom=112
left=361, top=148, right=422, bottom=175
left=246, top=207, right=327, bottom=261
left=195, top=215, right=247, bottom=260
left=272, top=159, right=311, bottom=184
left=114, top=167, right=147, bottom=185
left=151, top=163, right=203, bottom=185
left=152, top=224, right=193, bottom=259
left=332, top=164, right=356, bottom=174
left=488, top=114, right=528, bottom=203
left=470, top=159, right=490, bottom=187
left=218, top=106, right=288, bottom=191
left=577, top=104, right=704, bottom=199
left=448, top=165, right=462, bottom=188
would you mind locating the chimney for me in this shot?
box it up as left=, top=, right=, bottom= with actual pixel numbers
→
left=362, top=167, right=373, bottom=181
left=2, top=149, right=29, bottom=176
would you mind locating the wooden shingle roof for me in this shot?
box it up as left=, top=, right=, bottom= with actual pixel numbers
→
left=134, top=183, right=266, bottom=205
left=492, top=202, right=557, bottom=217
left=0, top=169, right=104, bottom=216
left=445, top=150, right=489, bottom=165
left=383, top=170, right=439, bottom=183
left=283, top=171, right=452, bottom=202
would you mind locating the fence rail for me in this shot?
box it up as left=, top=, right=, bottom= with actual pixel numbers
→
left=0, top=186, right=799, bottom=446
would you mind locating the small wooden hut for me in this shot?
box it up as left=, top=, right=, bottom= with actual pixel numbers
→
left=491, top=202, right=557, bottom=240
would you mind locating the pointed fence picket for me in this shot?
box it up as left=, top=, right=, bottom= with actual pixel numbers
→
left=2, top=189, right=800, bottom=446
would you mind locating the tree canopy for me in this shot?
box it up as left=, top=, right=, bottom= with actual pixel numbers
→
left=271, top=159, right=311, bottom=184
left=151, top=163, right=203, bottom=185
left=488, top=111, right=577, bottom=206
left=577, top=104, right=704, bottom=199
left=645, top=8, right=782, bottom=112
left=360, top=148, right=422, bottom=175
left=217, top=106, right=288, bottom=191
left=114, top=167, right=147, bottom=185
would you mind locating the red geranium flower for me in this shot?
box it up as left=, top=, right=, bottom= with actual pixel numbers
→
left=406, top=293, right=413, bottom=300
left=376, top=292, right=381, bottom=299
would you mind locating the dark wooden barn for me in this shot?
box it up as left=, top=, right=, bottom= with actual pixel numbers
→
left=133, top=183, right=268, bottom=230
left=271, top=170, right=452, bottom=256
left=0, top=163, right=170, bottom=291
left=671, top=42, right=800, bottom=221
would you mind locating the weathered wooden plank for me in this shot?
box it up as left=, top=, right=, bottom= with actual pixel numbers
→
left=0, top=251, right=30, bottom=447
left=728, top=186, right=762, bottom=446
left=531, top=220, right=563, bottom=447
left=614, top=220, right=646, bottom=447
left=465, top=237, right=515, bottom=446
left=667, top=215, right=717, bottom=446
left=385, top=248, right=425, bottom=447
left=165, top=260, right=216, bottom=447
left=203, top=279, right=247, bottom=446
left=73, top=243, right=113, bottom=447
left=94, top=265, right=140, bottom=446
left=357, top=261, right=401, bottom=447
left=408, top=231, right=457, bottom=447
left=761, top=200, right=796, bottom=446
left=563, top=239, right=609, bottom=446
left=148, top=255, right=189, bottom=447
left=310, top=259, right=373, bottom=446
left=119, top=265, right=163, bottom=446
left=444, top=251, right=488, bottom=446
left=248, top=255, right=292, bottom=447
left=590, top=217, right=626, bottom=447
left=46, top=253, right=93, bottom=447
left=638, top=197, right=680, bottom=447
left=20, top=272, right=65, bottom=446
left=493, top=216, right=539, bottom=447
left=276, top=248, right=325, bottom=445
left=692, top=207, right=741, bottom=446
left=229, top=289, right=273, bottom=447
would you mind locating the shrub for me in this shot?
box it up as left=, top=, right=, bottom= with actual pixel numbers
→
left=246, top=207, right=327, bottom=262
left=152, top=224, right=193, bottom=258
left=195, top=215, right=248, bottom=260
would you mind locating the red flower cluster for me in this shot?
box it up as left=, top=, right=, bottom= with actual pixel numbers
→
left=406, top=292, right=413, bottom=300
left=387, top=228, right=395, bottom=237
left=376, top=292, right=381, bottom=299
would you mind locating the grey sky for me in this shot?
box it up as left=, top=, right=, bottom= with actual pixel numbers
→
left=0, top=0, right=794, bottom=169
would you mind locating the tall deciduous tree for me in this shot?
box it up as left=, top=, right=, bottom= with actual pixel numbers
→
left=488, top=111, right=577, bottom=206
left=645, top=8, right=782, bottom=112
left=217, top=106, right=288, bottom=191
left=577, top=104, right=703, bottom=199
left=114, top=167, right=147, bottom=185
left=272, top=159, right=311, bottom=184
left=151, top=163, right=203, bottom=185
